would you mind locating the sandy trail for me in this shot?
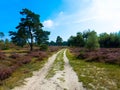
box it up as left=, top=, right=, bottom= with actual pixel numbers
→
left=63, top=49, right=85, bottom=90
left=13, top=49, right=85, bottom=90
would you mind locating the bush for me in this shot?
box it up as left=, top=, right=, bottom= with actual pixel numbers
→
left=49, top=46, right=63, bottom=52
left=39, top=44, right=48, bottom=51
left=17, top=56, right=31, bottom=65
left=0, top=68, right=12, bottom=80
left=21, top=58, right=31, bottom=64
left=77, top=52, right=87, bottom=59
left=28, top=52, right=40, bottom=58
left=27, top=51, right=48, bottom=62
left=10, top=65, right=19, bottom=72
left=0, top=51, right=6, bottom=60
left=37, top=51, right=47, bottom=61
left=71, top=48, right=120, bottom=65
left=9, top=53, right=20, bottom=59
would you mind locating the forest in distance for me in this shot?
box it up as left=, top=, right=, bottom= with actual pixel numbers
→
left=0, top=8, right=120, bottom=90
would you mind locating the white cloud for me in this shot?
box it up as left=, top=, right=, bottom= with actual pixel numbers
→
left=63, top=0, right=120, bottom=29
left=43, top=20, right=54, bottom=29
left=90, top=0, right=120, bottom=32
left=91, top=0, right=120, bottom=20
left=48, top=0, right=120, bottom=41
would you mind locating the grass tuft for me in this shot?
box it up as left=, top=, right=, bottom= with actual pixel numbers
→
left=46, top=49, right=64, bottom=79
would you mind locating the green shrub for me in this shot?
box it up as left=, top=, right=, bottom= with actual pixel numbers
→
left=39, top=44, right=48, bottom=51
left=85, top=31, right=99, bottom=50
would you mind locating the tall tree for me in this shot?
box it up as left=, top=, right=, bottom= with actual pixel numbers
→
left=99, top=32, right=120, bottom=48
left=34, top=30, right=50, bottom=45
left=49, top=41, right=56, bottom=46
left=0, top=32, right=4, bottom=49
left=9, top=31, right=26, bottom=47
left=99, top=33, right=110, bottom=48
left=86, top=31, right=99, bottom=50
left=68, top=36, right=75, bottom=46
left=75, top=32, right=84, bottom=47
left=0, top=32, right=4, bottom=39
left=9, top=8, right=50, bottom=51
left=4, top=38, right=10, bottom=49
left=56, top=36, right=63, bottom=46
left=68, top=32, right=84, bottom=47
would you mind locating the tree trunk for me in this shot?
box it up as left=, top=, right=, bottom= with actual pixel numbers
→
left=30, top=43, right=33, bottom=51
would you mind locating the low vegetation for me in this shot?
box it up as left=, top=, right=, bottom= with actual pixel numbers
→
left=71, top=48, right=120, bottom=65
left=0, top=46, right=61, bottom=89
left=67, top=49, right=120, bottom=90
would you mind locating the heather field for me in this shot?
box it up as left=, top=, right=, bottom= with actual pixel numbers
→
left=0, top=46, right=61, bottom=89
left=67, top=48, right=120, bottom=90
left=70, top=48, right=120, bottom=65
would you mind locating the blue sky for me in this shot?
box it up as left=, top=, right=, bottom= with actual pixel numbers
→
left=0, top=0, right=120, bottom=41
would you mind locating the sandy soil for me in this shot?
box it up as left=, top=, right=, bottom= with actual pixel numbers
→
left=13, top=49, right=85, bottom=90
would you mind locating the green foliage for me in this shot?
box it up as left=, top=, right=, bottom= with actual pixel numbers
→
left=39, top=44, right=48, bottom=51
left=0, top=40, right=4, bottom=50
left=82, top=29, right=91, bottom=41
left=35, top=30, right=50, bottom=45
left=62, top=41, right=68, bottom=46
left=9, top=31, right=26, bottom=47
left=3, top=39, right=10, bottom=50
left=68, top=29, right=120, bottom=48
left=75, top=32, right=85, bottom=46
left=9, top=8, right=50, bottom=51
left=0, top=32, right=4, bottom=39
left=85, top=31, right=99, bottom=50
left=99, top=32, right=120, bottom=48
left=68, top=36, right=75, bottom=46
left=0, top=32, right=5, bottom=50
left=49, top=41, right=56, bottom=46
left=68, top=32, right=84, bottom=47
left=56, top=36, right=63, bottom=46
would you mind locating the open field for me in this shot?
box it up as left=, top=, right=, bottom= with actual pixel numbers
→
left=67, top=48, right=120, bottom=90
left=70, top=48, right=120, bottom=65
left=0, top=46, right=120, bottom=90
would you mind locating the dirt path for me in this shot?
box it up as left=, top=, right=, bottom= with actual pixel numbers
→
left=63, top=49, right=85, bottom=90
left=13, top=49, right=85, bottom=90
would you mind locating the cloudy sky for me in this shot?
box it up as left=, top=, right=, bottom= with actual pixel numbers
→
left=1, top=0, right=120, bottom=41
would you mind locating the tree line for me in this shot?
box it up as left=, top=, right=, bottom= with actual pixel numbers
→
left=1, top=8, right=120, bottom=51
left=49, top=36, right=68, bottom=46
left=67, top=29, right=120, bottom=50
